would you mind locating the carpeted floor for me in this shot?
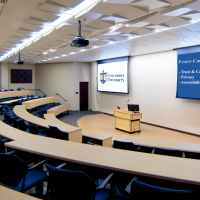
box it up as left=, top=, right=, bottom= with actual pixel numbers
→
left=57, top=110, right=101, bottom=127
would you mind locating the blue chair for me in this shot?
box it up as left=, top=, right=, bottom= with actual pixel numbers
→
left=113, top=140, right=140, bottom=151
left=26, top=98, right=31, bottom=101
left=129, top=178, right=193, bottom=200
left=153, top=148, right=184, bottom=157
left=17, top=89, right=21, bottom=90
left=38, top=96, right=42, bottom=98
left=48, top=126, right=67, bottom=140
left=0, top=153, right=47, bottom=194
left=45, top=163, right=113, bottom=200
left=18, top=96, right=24, bottom=99
left=10, top=89, right=14, bottom=91
left=4, top=89, right=8, bottom=91
left=43, top=95, right=47, bottom=98
left=8, top=97, right=14, bottom=100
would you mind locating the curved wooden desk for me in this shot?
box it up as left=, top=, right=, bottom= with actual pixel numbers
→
left=0, top=90, right=30, bottom=99
left=0, top=96, right=38, bottom=105
left=5, top=135, right=200, bottom=186
left=116, top=135, right=200, bottom=153
left=22, top=97, right=57, bottom=109
left=44, top=114, right=112, bottom=148
left=0, top=186, right=40, bottom=200
left=14, top=105, right=82, bottom=143
left=0, top=120, right=32, bottom=141
left=47, top=104, right=71, bottom=116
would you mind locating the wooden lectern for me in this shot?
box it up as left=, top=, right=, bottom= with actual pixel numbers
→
left=114, top=109, right=142, bottom=133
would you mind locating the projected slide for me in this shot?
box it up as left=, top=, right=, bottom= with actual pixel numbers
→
left=97, top=57, right=128, bottom=93
left=177, top=52, right=200, bottom=99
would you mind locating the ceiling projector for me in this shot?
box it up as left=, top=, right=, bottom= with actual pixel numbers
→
left=70, top=20, right=89, bottom=48
left=15, top=53, right=24, bottom=65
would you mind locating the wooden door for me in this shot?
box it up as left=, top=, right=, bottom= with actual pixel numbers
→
left=80, top=82, right=88, bottom=111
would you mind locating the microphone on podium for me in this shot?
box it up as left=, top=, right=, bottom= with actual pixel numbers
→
left=123, top=100, right=130, bottom=110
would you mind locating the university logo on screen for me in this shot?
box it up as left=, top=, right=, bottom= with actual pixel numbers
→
left=100, top=70, right=125, bottom=84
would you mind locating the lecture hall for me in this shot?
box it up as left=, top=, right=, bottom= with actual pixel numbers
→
left=1, top=0, right=200, bottom=199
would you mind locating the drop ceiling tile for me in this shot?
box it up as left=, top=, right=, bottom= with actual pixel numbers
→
left=100, top=15, right=129, bottom=22
left=110, top=35, right=127, bottom=41
left=130, top=0, right=171, bottom=10
left=37, top=2, right=68, bottom=14
left=90, top=1, right=126, bottom=15
left=30, top=10, right=58, bottom=22
left=48, top=0, right=83, bottom=8
left=186, top=0, right=200, bottom=12
left=115, top=5, right=148, bottom=20
left=161, top=4, right=192, bottom=16
left=163, top=16, right=189, bottom=27
left=115, top=26, right=139, bottom=33
left=132, top=27, right=153, bottom=35
left=127, top=21, right=150, bottom=27
left=182, top=12, right=200, bottom=20
left=103, top=0, right=134, bottom=4
left=6, top=0, right=41, bottom=9
left=103, top=31, right=121, bottom=35
left=1, top=7, right=34, bottom=19
left=76, top=12, right=103, bottom=20
left=144, top=12, right=175, bottom=24
left=87, top=19, right=115, bottom=30
left=19, top=23, right=42, bottom=32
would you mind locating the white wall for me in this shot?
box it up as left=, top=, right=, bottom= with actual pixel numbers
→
left=35, top=62, right=91, bottom=110
left=1, top=62, right=9, bottom=90
left=92, top=50, right=200, bottom=134
left=35, top=62, right=74, bottom=106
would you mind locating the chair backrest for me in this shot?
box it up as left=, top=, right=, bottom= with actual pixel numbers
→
left=0, top=153, right=27, bottom=190
left=38, top=96, right=42, bottom=98
left=113, top=140, right=138, bottom=151
left=43, top=95, right=47, bottom=98
left=154, top=148, right=182, bottom=157
left=130, top=179, right=192, bottom=200
left=10, top=89, right=14, bottom=91
left=4, top=89, right=8, bottom=91
left=17, top=89, right=21, bottom=90
left=46, top=163, right=96, bottom=200
left=18, top=121, right=27, bottom=131
left=0, top=140, right=6, bottom=153
left=48, top=126, right=68, bottom=140
left=26, top=125, right=38, bottom=135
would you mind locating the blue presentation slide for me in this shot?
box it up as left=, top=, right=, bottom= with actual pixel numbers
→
left=177, top=52, right=200, bottom=99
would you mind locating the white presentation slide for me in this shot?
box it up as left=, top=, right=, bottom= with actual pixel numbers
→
left=98, top=61, right=128, bottom=93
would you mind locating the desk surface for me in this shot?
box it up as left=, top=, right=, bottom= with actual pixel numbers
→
left=14, top=105, right=81, bottom=134
left=22, top=97, right=57, bottom=109
left=44, top=114, right=112, bottom=141
left=0, top=90, right=30, bottom=99
left=0, top=120, right=32, bottom=140
left=116, top=135, right=200, bottom=153
left=47, top=104, right=71, bottom=116
left=0, top=96, right=38, bottom=105
left=0, top=186, right=40, bottom=200
left=5, top=135, right=200, bottom=185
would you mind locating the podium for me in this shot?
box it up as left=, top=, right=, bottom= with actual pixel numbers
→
left=114, top=109, right=142, bottom=133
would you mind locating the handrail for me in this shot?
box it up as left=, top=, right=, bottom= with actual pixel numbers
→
left=56, top=93, right=67, bottom=102
left=18, top=88, right=47, bottom=96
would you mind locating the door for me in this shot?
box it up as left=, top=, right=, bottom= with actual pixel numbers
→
left=80, top=82, right=88, bottom=111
